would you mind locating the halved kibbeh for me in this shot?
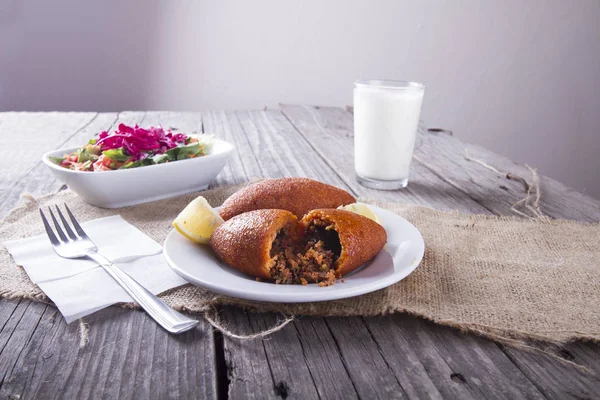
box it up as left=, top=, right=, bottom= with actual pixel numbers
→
left=209, top=209, right=298, bottom=280
left=300, top=208, right=387, bottom=277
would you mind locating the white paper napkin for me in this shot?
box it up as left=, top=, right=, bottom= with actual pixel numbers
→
left=4, top=215, right=188, bottom=323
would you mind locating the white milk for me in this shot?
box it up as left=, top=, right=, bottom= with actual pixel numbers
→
left=354, top=81, right=424, bottom=187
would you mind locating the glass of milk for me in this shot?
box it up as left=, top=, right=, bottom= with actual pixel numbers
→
left=354, top=80, right=425, bottom=190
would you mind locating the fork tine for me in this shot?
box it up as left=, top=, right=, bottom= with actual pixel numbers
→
left=55, top=205, right=78, bottom=240
left=48, top=207, right=68, bottom=242
left=39, top=209, right=61, bottom=246
left=64, top=204, right=87, bottom=238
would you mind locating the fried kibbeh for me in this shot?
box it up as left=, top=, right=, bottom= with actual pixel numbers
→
left=219, top=178, right=356, bottom=221
left=300, top=209, right=387, bottom=277
left=209, top=209, right=298, bottom=280
left=209, top=207, right=387, bottom=286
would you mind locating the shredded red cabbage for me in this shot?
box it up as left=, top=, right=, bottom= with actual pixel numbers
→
left=96, top=124, right=188, bottom=161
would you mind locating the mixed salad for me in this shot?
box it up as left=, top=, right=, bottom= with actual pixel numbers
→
left=50, top=124, right=212, bottom=172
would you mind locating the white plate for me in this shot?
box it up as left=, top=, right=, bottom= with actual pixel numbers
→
left=164, top=205, right=424, bottom=303
left=42, top=138, right=234, bottom=208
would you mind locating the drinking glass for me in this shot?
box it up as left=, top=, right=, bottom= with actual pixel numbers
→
left=354, top=79, right=425, bottom=190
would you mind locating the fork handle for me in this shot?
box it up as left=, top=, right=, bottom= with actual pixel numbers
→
left=87, top=253, right=199, bottom=334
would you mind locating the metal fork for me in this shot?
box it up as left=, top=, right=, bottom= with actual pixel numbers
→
left=40, top=204, right=199, bottom=334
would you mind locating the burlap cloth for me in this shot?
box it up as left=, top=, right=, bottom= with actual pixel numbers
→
left=1, top=184, right=599, bottom=345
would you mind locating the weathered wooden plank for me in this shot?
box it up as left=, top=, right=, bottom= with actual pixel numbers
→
left=248, top=313, right=325, bottom=399
left=0, top=299, right=21, bottom=333
left=362, top=315, right=473, bottom=400
left=293, top=317, right=360, bottom=400
left=389, top=315, right=546, bottom=400
left=0, top=300, right=48, bottom=389
left=500, top=342, right=600, bottom=400
left=0, top=302, right=217, bottom=400
left=0, top=303, right=58, bottom=399
left=325, top=317, right=407, bottom=399
left=219, top=308, right=280, bottom=400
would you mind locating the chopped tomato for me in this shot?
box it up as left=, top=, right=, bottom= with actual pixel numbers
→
left=99, top=156, right=127, bottom=170
left=92, top=155, right=110, bottom=171
left=101, top=156, right=113, bottom=168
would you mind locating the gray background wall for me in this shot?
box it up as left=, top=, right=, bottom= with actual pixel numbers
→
left=1, top=0, right=599, bottom=198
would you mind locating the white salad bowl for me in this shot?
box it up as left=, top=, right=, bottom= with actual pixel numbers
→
left=42, top=139, right=235, bottom=208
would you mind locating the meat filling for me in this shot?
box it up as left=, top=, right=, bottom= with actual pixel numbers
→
left=269, top=221, right=341, bottom=286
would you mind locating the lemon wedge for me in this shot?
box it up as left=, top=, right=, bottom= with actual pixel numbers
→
left=173, top=196, right=224, bottom=244
left=338, top=202, right=382, bottom=224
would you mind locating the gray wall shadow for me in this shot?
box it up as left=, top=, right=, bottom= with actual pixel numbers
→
left=0, top=0, right=160, bottom=111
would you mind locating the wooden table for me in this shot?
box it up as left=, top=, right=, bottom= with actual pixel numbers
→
left=1, top=106, right=599, bottom=399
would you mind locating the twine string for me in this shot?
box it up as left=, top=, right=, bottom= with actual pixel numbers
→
left=78, top=309, right=294, bottom=348
left=204, top=308, right=294, bottom=340
left=79, top=319, right=90, bottom=348
left=464, top=150, right=545, bottom=218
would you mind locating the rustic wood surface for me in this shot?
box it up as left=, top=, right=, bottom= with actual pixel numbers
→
left=0, top=107, right=599, bottom=399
